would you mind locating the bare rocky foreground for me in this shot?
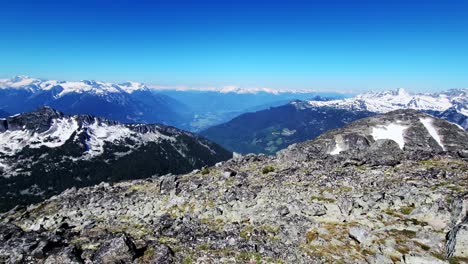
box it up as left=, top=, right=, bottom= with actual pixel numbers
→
left=1, top=110, right=467, bottom=264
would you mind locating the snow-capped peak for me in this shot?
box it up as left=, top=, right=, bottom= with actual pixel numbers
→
left=0, top=76, right=148, bottom=97
left=0, top=76, right=42, bottom=90
left=117, top=81, right=148, bottom=93
left=308, top=88, right=468, bottom=117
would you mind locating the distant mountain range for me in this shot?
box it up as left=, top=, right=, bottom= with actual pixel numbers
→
left=0, top=107, right=232, bottom=211
left=0, top=76, right=191, bottom=127
left=201, top=89, right=468, bottom=154
left=0, top=76, right=348, bottom=131
left=308, top=88, right=468, bottom=129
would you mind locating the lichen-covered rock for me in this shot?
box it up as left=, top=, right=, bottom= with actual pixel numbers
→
left=44, top=246, right=83, bottom=264
left=92, top=234, right=137, bottom=264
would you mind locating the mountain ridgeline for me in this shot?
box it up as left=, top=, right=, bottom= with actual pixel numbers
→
left=0, top=107, right=232, bottom=211
left=1, top=110, right=467, bottom=263
left=201, top=101, right=376, bottom=154
left=0, top=76, right=192, bottom=127
left=201, top=89, right=468, bottom=155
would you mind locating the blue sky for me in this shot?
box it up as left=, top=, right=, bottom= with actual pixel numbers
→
left=1, top=0, right=467, bottom=92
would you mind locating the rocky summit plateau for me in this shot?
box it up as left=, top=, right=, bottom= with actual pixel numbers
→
left=1, top=109, right=468, bottom=264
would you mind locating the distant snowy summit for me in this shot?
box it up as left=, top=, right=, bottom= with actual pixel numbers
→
left=0, top=75, right=149, bottom=98
left=308, top=88, right=468, bottom=116
left=0, top=76, right=190, bottom=126
left=149, top=85, right=322, bottom=95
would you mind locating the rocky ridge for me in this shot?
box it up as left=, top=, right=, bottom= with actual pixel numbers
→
left=0, top=110, right=467, bottom=263
left=0, top=107, right=232, bottom=212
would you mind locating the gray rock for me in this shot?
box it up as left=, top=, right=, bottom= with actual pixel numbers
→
left=349, top=226, right=370, bottom=244
left=402, top=253, right=448, bottom=264
left=279, top=206, right=290, bottom=216
left=44, top=246, right=83, bottom=264
left=446, top=220, right=468, bottom=258
left=450, top=193, right=468, bottom=227
left=366, top=254, right=393, bottom=264
left=308, top=203, right=327, bottom=216
left=92, top=234, right=137, bottom=264
left=138, top=244, right=173, bottom=264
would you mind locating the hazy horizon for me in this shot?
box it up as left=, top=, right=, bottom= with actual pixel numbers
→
left=1, top=0, right=467, bottom=92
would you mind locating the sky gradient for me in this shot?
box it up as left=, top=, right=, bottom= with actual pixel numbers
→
left=1, top=0, right=467, bottom=92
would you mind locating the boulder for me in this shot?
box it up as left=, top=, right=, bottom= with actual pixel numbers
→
left=348, top=226, right=371, bottom=244
left=92, top=234, right=137, bottom=264
left=446, top=220, right=468, bottom=258
left=44, top=246, right=83, bottom=264
left=402, top=253, right=448, bottom=264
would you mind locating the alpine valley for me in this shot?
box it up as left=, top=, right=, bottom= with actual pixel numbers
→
left=0, top=107, right=232, bottom=212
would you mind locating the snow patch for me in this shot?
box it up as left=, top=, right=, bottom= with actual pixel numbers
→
left=84, top=120, right=134, bottom=157
left=330, top=144, right=344, bottom=155
left=0, top=117, right=79, bottom=156
left=329, top=135, right=347, bottom=155
left=419, top=117, right=446, bottom=150
left=371, top=123, right=408, bottom=149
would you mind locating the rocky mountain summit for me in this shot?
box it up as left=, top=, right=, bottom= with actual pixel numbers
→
left=1, top=110, right=467, bottom=263
left=0, top=107, right=232, bottom=211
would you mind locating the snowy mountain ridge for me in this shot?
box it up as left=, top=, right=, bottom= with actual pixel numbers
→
left=0, top=107, right=229, bottom=178
left=0, top=76, right=149, bottom=98
left=308, top=88, right=468, bottom=116
left=0, top=107, right=232, bottom=210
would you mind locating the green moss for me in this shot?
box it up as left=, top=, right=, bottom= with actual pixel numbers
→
left=197, top=243, right=210, bottom=251
left=236, top=252, right=262, bottom=263
left=182, top=256, right=193, bottom=264
left=414, top=241, right=430, bottom=251
left=240, top=226, right=255, bottom=239
left=311, top=195, right=336, bottom=203
left=448, top=257, right=468, bottom=264
left=201, top=168, right=210, bottom=175
left=400, top=206, right=415, bottom=215
left=262, top=165, right=275, bottom=174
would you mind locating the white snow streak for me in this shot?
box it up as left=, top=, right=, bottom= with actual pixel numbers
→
left=371, top=123, right=408, bottom=149
left=419, top=117, right=445, bottom=150
left=329, top=144, right=344, bottom=155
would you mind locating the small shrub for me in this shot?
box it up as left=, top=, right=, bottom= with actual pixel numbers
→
left=201, top=168, right=210, bottom=175
left=262, top=165, right=274, bottom=174
left=400, top=206, right=415, bottom=215
left=306, top=230, right=318, bottom=242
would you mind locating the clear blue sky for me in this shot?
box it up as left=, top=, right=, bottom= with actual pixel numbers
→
left=1, top=0, right=467, bottom=92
